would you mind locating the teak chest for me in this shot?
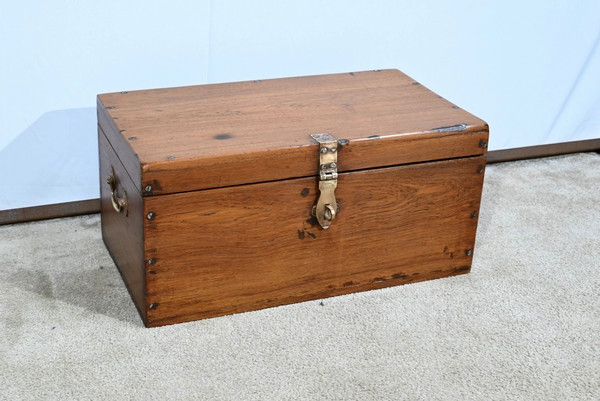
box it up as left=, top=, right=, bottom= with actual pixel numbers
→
left=97, top=69, right=488, bottom=327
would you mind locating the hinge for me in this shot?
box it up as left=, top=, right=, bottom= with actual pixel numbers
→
left=310, top=133, right=340, bottom=229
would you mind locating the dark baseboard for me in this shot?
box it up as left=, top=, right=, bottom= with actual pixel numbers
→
left=1, top=138, right=598, bottom=226
left=487, top=138, right=600, bottom=163
left=0, top=198, right=100, bottom=226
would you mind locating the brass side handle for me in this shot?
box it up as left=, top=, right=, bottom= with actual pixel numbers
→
left=310, top=133, right=341, bottom=229
left=107, top=166, right=128, bottom=216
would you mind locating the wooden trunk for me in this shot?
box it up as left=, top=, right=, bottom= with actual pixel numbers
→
left=97, top=69, right=488, bottom=327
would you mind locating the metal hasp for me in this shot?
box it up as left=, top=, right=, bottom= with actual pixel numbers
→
left=310, top=133, right=340, bottom=229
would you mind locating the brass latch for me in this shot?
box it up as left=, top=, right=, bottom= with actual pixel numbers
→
left=310, top=133, right=340, bottom=229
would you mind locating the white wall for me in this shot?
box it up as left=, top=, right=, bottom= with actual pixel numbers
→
left=1, top=0, right=599, bottom=210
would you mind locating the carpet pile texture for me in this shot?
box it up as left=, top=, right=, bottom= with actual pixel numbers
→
left=1, top=153, right=599, bottom=400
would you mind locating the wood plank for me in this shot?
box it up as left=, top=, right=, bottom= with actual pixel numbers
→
left=97, top=97, right=142, bottom=194
left=99, top=127, right=146, bottom=323
left=142, top=155, right=486, bottom=327
left=4, top=139, right=599, bottom=226
left=98, top=69, right=488, bottom=194
left=139, top=129, right=488, bottom=195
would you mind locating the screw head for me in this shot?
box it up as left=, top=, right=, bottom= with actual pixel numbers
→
left=146, top=212, right=155, bottom=220
left=144, top=185, right=152, bottom=192
left=330, top=162, right=337, bottom=169
left=330, top=147, right=337, bottom=153
left=477, top=166, right=484, bottom=174
left=479, top=140, right=488, bottom=149
left=471, top=211, right=478, bottom=218
left=466, top=249, right=473, bottom=256
left=148, top=258, right=156, bottom=265
left=320, top=147, right=328, bottom=154
left=149, top=303, right=158, bottom=310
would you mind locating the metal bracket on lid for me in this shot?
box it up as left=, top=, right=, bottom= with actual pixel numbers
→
left=310, top=133, right=340, bottom=229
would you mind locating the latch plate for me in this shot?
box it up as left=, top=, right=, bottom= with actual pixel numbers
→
left=310, top=133, right=340, bottom=229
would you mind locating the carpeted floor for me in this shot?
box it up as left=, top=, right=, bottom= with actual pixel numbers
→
left=1, top=153, right=599, bottom=400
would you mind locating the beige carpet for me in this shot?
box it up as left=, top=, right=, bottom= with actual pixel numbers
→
left=1, top=153, right=599, bottom=400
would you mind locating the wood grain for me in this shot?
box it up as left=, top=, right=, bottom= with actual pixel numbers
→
left=99, top=127, right=146, bottom=323
left=141, top=155, right=486, bottom=327
left=98, top=69, right=488, bottom=194
left=97, top=97, right=142, bottom=194
left=9, top=140, right=600, bottom=226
